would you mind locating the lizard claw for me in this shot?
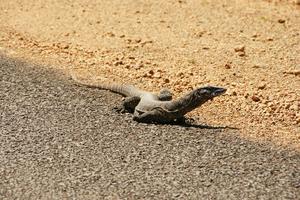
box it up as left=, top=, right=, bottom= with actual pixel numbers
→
left=132, top=116, right=138, bottom=121
left=113, top=106, right=126, bottom=113
left=174, top=117, right=195, bottom=125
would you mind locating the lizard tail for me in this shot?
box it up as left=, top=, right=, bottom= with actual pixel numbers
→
left=70, top=72, right=142, bottom=97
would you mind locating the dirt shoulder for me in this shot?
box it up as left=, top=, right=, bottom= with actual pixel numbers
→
left=0, top=0, right=299, bottom=149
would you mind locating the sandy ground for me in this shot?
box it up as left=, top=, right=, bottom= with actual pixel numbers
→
left=1, top=55, right=300, bottom=199
left=0, top=1, right=299, bottom=148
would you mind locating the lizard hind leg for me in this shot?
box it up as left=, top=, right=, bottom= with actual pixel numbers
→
left=113, top=96, right=141, bottom=113
left=158, top=88, right=173, bottom=101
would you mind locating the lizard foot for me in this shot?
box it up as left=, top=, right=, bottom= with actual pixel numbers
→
left=173, top=117, right=196, bottom=125
left=112, top=106, right=127, bottom=113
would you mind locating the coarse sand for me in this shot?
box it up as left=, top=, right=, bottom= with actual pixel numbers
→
left=0, top=0, right=299, bottom=149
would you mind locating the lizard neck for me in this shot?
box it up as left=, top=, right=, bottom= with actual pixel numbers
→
left=167, top=90, right=210, bottom=115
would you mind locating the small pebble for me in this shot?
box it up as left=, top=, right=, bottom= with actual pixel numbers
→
left=258, top=84, right=266, bottom=90
left=128, top=56, right=135, bottom=60
left=278, top=19, right=286, bottom=23
left=113, top=61, right=123, bottom=66
left=238, top=52, right=246, bottom=57
left=251, top=95, right=260, bottom=102
left=234, top=45, right=245, bottom=52
left=107, top=32, right=115, bottom=37
left=225, top=63, right=231, bottom=69
left=62, top=44, right=69, bottom=49
left=164, top=78, right=170, bottom=83
left=177, top=72, right=184, bottom=77
left=148, top=70, right=154, bottom=75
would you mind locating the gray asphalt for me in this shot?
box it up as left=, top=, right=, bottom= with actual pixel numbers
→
left=0, top=54, right=299, bottom=199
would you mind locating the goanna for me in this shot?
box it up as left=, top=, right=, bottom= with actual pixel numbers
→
left=71, top=73, right=226, bottom=124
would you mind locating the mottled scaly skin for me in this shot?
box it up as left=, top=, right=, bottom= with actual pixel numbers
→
left=133, top=89, right=217, bottom=123
left=71, top=73, right=145, bottom=97
left=72, top=73, right=226, bottom=124
left=71, top=72, right=171, bottom=113
left=165, top=89, right=210, bottom=115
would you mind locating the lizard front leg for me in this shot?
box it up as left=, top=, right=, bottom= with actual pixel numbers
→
left=157, top=89, right=173, bottom=101
left=133, top=109, right=172, bottom=124
left=113, top=96, right=141, bottom=113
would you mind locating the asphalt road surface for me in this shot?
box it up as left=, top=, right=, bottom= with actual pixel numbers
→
left=0, top=55, right=299, bottom=199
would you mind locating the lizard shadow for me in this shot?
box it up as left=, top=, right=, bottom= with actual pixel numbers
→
left=176, top=122, right=238, bottom=130
left=175, top=117, right=238, bottom=130
left=118, top=110, right=238, bottom=130
left=138, top=117, right=239, bottom=130
left=115, top=108, right=238, bottom=130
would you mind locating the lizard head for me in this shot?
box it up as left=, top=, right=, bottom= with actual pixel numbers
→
left=166, top=85, right=227, bottom=115
left=195, top=86, right=226, bottom=100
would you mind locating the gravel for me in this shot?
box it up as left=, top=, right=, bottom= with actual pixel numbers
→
left=0, top=55, right=299, bottom=199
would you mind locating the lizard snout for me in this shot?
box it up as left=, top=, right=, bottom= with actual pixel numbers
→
left=212, top=87, right=227, bottom=96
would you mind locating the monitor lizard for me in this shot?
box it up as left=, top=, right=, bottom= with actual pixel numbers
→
left=71, top=73, right=226, bottom=124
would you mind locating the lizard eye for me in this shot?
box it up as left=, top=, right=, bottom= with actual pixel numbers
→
left=196, top=88, right=209, bottom=96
